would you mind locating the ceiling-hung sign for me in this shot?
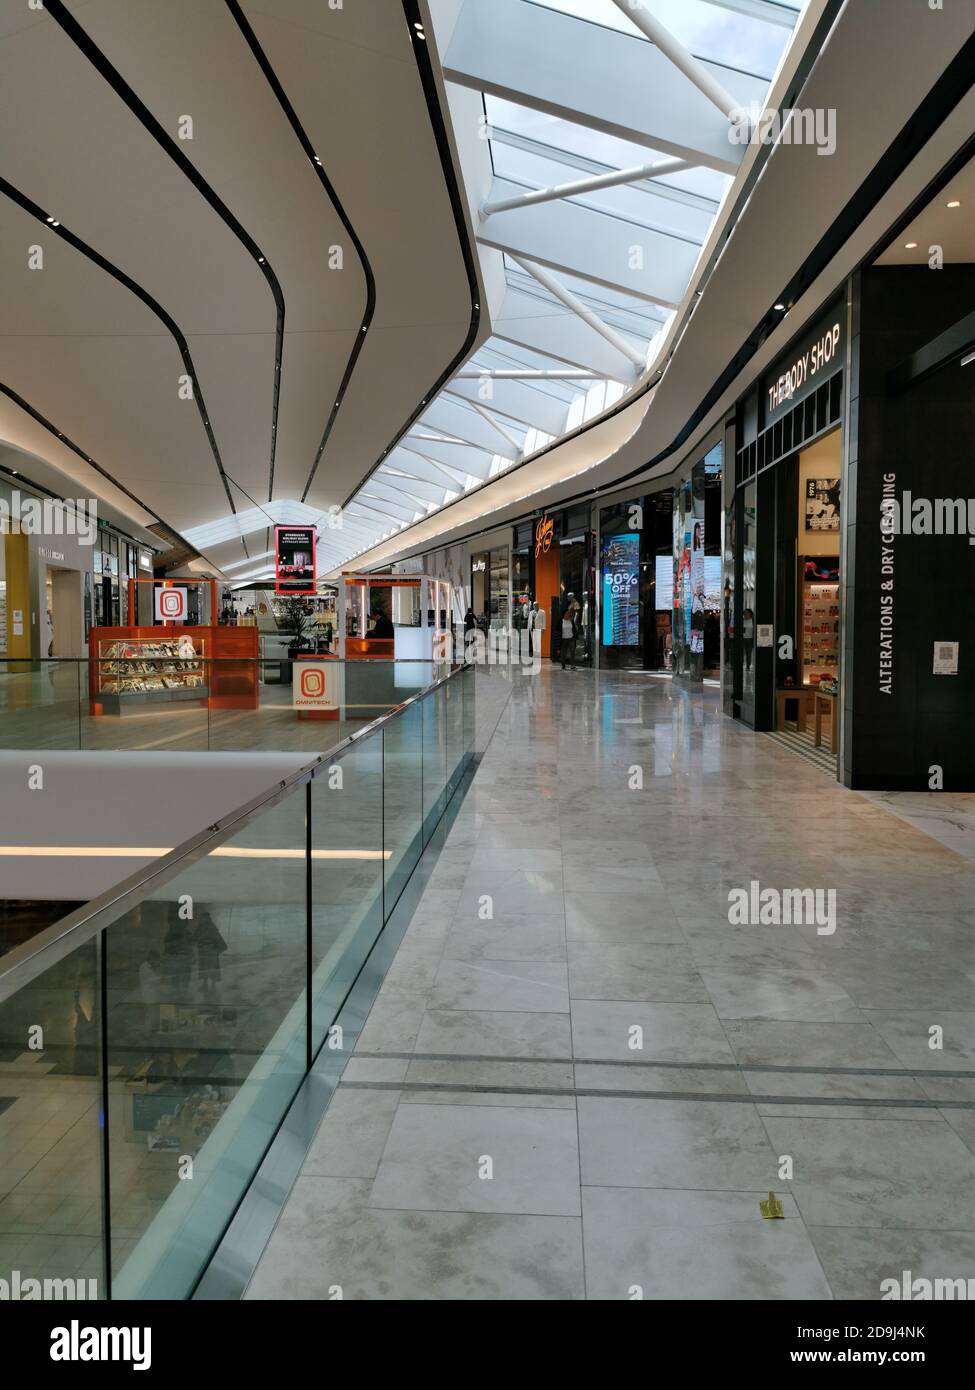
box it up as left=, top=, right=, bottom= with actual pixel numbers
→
left=763, top=302, right=845, bottom=426
left=275, top=525, right=317, bottom=595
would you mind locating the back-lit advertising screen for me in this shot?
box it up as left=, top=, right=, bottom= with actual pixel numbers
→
left=601, top=533, right=640, bottom=646
left=275, top=525, right=317, bottom=595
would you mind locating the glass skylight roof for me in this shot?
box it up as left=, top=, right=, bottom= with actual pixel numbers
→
left=326, top=0, right=811, bottom=570
left=529, top=0, right=802, bottom=80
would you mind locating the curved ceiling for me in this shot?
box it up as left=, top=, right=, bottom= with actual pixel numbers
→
left=0, top=0, right=475, bottom=574
left=329, top=0, right=975, bottom=574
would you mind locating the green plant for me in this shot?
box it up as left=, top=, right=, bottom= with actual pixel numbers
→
left=278, top=598, right=311, bottom=650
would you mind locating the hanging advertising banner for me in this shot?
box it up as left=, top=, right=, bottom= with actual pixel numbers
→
left=601, top=533, right=640, bottom=646
left=275, top=525, right=317, bottom=595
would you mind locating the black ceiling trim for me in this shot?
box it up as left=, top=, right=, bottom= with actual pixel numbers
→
left=220, top=0, right=377, bottom=512
left=0, top=381, right=194, bottom=557
left=44, top=0, right=285, bottom=505
left=0, top=176, right=243, bottom=550
left=333, top=0, right=482, bottom=516
left=350, top=15, right=975, bottom=562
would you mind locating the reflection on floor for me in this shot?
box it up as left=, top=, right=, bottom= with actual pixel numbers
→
left=246, top=666, right=975, bottom=1301
left=0, top=664, right=356, bottom=754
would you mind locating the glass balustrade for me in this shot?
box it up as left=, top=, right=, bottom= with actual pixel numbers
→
left=0, top=662, right=473, bottom=1299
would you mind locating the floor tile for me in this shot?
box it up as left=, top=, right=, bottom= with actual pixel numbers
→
left=762, top=1115, right=975, bottom=1228
left=428, top=959, right=569, bottom=1013
left=577, top=1096, right=777, bottom=1189
left=570, top=1000, right=735, bottom=1063
left=582, top=1187, right=832, bottom=1300
left=369, top=1103, right=581, bottom=1216
left=246, top=1177, right=584, bottom=1300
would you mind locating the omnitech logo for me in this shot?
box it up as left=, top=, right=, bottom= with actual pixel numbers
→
left=1, top=1269, right=98, bottom=1300
left=882, top=1270, right=975, bottom=1300
left=880, top=491, right=975, bottom=543
left=0, top=490, right=98, bottom=545
left=50, top=1320, right=151, bottom=1371
left=727, top=880, right=837, bottom=935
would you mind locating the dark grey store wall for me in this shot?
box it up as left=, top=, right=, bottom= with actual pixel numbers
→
left=844, top=264, right=975, bottom=790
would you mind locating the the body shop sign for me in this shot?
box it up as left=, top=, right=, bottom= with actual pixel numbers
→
left=275, top=525, right=317, bottom=595
left=764, top=306, right=844, bottom=425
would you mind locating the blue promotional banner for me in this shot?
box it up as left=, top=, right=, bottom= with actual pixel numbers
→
left=601, top=533, right=640, bottom=646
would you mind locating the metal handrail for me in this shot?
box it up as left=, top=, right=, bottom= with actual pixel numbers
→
left=0, top=659, right=473, bottom=999
left=0, top=655, right=459, bottom=664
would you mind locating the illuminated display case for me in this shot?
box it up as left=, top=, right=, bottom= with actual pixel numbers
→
left=89, top=625, right=259, bottom=714
left=96, top=635, right=208, bottom=713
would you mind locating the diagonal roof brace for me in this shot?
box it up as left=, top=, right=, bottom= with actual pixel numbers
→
left=457, top=395, right=525, bottom=453
left=480, top=155, right=694, bottom=219
left=509, top=254, right=646, bottom=374
left=703, top=0, right=799, bottom=29
left=609, top=0, right=744, bottom=122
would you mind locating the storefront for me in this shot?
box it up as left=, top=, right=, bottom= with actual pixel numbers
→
left=597, top=489, right=673, bottom=672
left=727, top=297, right=846, bottom=768
left=672, top=442, right=723, bottom=683
left=529, top=505, right=595, bottom=665
left=470, top=544, right=509, bottom=630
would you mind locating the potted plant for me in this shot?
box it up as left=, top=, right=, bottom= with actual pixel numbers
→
left=277, top=598, right=311, bottom=684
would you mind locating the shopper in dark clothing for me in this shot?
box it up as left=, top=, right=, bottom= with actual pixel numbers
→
left=163, top=909, right=194, bottom=1001
left=193, top=912, right=228, bottom=995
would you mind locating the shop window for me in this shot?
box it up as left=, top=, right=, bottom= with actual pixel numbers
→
left=804, top=396, right=816, bottom=437
left=829, top=374, right=842, bottom=423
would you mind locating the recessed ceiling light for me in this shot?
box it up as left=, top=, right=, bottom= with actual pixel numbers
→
left=774, top=303, right=786, bottom=311
left=905, top=241, right=918, bottom=249
left=947, top=200, right=961, bottom=208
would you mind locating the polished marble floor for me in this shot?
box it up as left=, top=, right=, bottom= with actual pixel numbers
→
left=246, top=664, right=975, bottom=1300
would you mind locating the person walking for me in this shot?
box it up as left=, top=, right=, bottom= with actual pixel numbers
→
left=528, top=599, right=546, bottom=659
left=561, top=592, right=580, bottom=670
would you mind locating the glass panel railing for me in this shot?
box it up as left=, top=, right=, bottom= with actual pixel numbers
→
left=309, top=737, right=384, bottom=1055
left=422, top=681, right=447, bottom=843
left=0, top=934, right=105, bottom=1299
left=382, top=699, right=424, bottom=912
left=0, top=660, right=474, bottom=1300
left=106, top=792, right=307, bottom=1300
left=0, top=659, right=83, bottom=749
left=1, top=658, right=446, bottom=755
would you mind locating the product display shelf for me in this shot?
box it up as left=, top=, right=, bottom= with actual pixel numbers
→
left=800, top=580, right=839, bottom=687
left=96, top=635, right=209, bottom=715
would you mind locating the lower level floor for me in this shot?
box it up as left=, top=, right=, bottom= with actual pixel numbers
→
left=244, top=665, right=975, bottom=1300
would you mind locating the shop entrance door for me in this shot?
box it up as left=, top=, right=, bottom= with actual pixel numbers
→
left=48, top=566, right=83, bottom=658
